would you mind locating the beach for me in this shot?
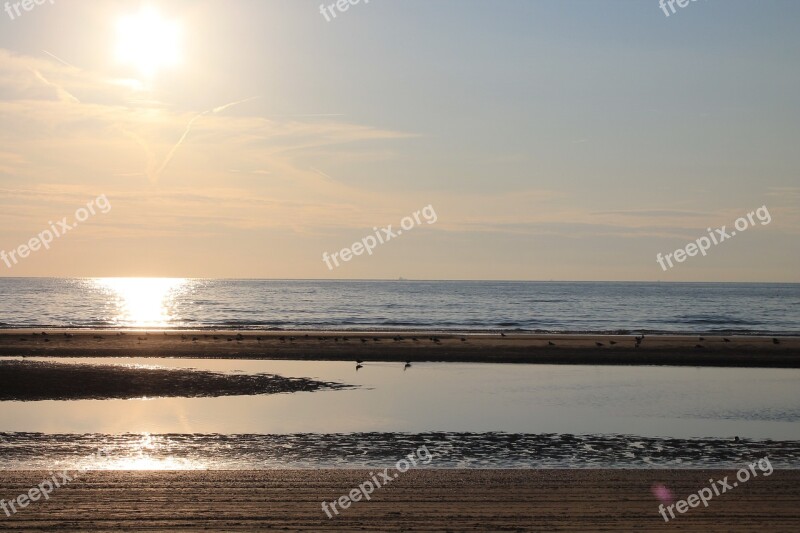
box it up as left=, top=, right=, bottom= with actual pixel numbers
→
left=1, top=469, right=798, bottom=531
left=1, top=330, right=798, bottom=367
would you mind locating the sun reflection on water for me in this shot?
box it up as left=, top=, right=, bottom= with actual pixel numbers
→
left=83, top=433, right=207, bottom=471
left=93, top=277, right=188, bottom=328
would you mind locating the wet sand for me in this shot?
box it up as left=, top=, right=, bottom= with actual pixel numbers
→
left=0, top=469, right=798, bottom=531
left=0, top=360, right=351, bottom=401
left=0, top=330, right=798, bottom=367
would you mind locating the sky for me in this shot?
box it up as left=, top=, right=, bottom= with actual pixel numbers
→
left=0, top=0, right=798, bottom=281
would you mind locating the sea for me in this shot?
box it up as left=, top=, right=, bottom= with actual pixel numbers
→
left=0, top=278, right=798, bottom=334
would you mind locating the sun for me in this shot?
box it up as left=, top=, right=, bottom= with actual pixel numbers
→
left=116, top=7, right=181, bottom=77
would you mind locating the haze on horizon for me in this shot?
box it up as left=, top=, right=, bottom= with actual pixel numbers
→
left=0, top=0, right=798, bottom=282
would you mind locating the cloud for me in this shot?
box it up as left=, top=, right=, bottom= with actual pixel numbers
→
left=0, top=49, right=414, bottom=209
left=592, top=209, right=709, bottom=218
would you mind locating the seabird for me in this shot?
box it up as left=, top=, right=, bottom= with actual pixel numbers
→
left=723, top=338, right=730, bottom=342
left=595, top=342, right=604, bottom=347
left=548, top=341, right=555, bottom=346
left=356, top=363, right=363, bottom=371
left=773, top=338, right=780, bottom=345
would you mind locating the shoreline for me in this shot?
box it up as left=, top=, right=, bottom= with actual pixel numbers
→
left=1, top=469, right=798, bottom=531
left=0, top=330, right=798, bottom=367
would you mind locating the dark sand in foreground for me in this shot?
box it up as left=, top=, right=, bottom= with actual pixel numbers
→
left=1, top=330, right=798, bottom=367
left=0, top=470, right=798, bottom=531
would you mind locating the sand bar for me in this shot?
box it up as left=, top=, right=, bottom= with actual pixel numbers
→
left=0, top=360, right=351, bottom=401
left=0, top=330, right=798, bottom=367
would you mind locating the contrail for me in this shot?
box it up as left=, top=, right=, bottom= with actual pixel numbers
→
left=309, top=167, right=337, bottom=181
left=42, top=50, right=76, bottom=69
left=153, top=96, right=259, bottom=181
left=30, top=69, right=80, bottom=103
left=211, top=96, right=259, bottom=114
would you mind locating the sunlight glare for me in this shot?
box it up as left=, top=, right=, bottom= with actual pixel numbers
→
left=115, top=7, right=181, bottom=77
left=94, top=277, right=187, bottom=328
